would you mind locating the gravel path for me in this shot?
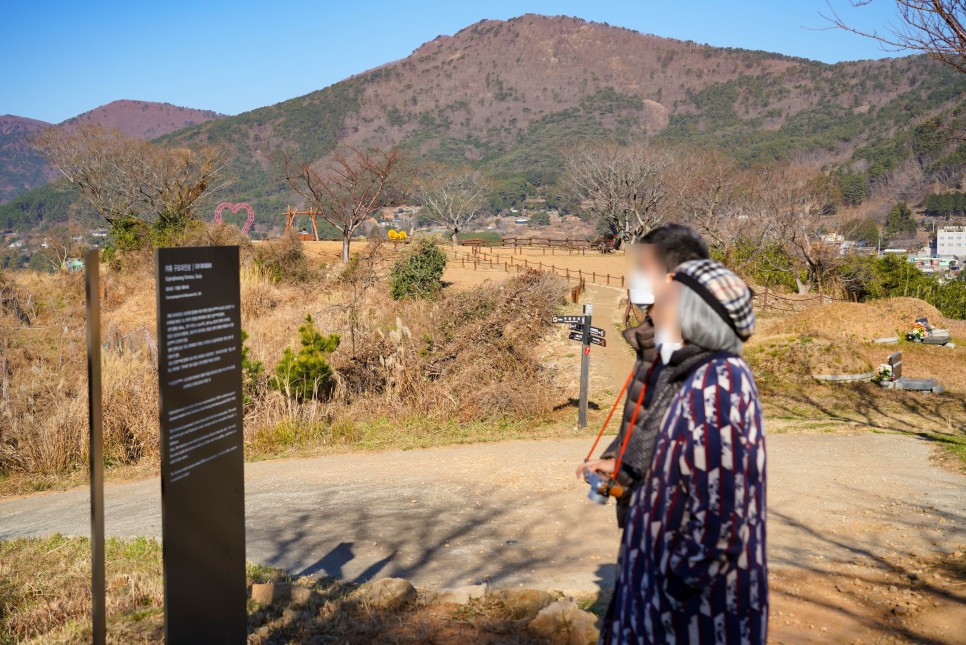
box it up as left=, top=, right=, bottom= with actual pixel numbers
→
left=1, top=433, right=962, bottom=593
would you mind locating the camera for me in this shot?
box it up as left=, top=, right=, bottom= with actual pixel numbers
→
left=584, top=470, right=625, bottom=505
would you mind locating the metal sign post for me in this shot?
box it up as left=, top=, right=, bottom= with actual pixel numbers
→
left=578, top=304, right=592, bottom=428
left=85, top=249, right=105, bottom=645
left=553, top=307, right=604, bottom=428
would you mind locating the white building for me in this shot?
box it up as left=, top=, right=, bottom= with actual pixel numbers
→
left=937, top=226, right=966, bottom=258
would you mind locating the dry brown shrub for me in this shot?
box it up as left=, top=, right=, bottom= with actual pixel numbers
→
left=101, top=351, right=159, bottom=465
left=254, top=232, right=317, bottom=282
left=177, top=221, right=256, bottom=266
left=327, top=270, right=567, bottom=420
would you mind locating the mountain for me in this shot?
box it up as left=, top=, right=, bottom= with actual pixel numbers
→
left=162, top=14, right=966, bottom=215
left=0, top=101, right=223, bottom=205
left=4, top=14, right=965, bottom=231
left=0, top=115, right=57, bottom=204
left=61, top=100, right=223, bottom=139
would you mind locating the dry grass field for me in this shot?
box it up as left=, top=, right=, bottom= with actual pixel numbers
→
left=2, top=236, right=965, bottom=644
left=3, top=236, right=964, bottom=499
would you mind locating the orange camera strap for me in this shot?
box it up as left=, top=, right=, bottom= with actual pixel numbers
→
left=610, top=362, right=656, bottom=480
left=584, top=369, right=634, bottom=462
left=583, top=361, right=658, bottom=481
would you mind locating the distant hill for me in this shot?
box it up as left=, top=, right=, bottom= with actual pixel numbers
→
left=0, top=101, right=223, bottom=205
left=61, top=100, right=223, bottom=139
left=3, top=14, right=965, bottom=231
left=0, top=115, right=56, bottom=204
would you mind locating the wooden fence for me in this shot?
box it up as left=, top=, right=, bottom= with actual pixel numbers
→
left=447, top=248, right=626, bottom=288
left=460, top=237, right=597, bottom=254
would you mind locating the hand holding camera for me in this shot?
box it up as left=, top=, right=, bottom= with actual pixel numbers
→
left=578, top=461, right=625, bottom=505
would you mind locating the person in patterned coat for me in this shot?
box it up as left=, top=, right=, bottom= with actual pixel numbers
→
left=603, top=258, right=767, bottom=645
left=576, top=224, right=710, bottom=528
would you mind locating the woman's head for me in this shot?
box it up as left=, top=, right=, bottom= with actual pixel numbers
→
left=669, top=259, right=756, bottom=355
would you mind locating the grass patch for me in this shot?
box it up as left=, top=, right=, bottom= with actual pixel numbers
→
left=246, top=413, right=584, bottom=461
left=925, top=432, right=966, bottom=469
left=0, top=536, right=549, bottom=644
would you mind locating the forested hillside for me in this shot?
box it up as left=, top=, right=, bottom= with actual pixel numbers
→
left=3, top=14, right=964, bottom=231
left=0, top=101, right=222, bottom=208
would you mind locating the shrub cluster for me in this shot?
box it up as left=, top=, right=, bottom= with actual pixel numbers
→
left=389, top=238, right=446, bottom=300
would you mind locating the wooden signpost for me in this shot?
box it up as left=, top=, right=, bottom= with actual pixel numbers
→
left=156, top=246, right=246, bottom=644
left=553, top=304, right=598, bottom=428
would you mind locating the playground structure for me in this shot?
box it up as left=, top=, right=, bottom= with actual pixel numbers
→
left=283, top=206, right=321, bottom=241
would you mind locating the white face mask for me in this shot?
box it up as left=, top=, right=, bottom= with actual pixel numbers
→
left=628, top=269, right=655, bottom=306
left=654, top=326, right=683, bottom=364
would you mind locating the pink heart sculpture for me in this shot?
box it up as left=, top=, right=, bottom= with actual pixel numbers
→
left=214, top=201, right=255, bottom=234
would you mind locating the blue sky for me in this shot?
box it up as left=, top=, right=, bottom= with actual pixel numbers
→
left=1, top=0, right=906, bottom=123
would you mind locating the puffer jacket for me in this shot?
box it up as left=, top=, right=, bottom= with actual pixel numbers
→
left=601, top=319, right=718, bottom=527
left=600, top=318, right=656, bottom=527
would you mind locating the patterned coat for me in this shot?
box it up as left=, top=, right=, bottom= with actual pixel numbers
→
left=604, top=356, right=767, bottom=645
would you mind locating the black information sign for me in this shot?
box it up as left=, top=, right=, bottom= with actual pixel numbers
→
left=552, top=315, right=584, bottom=324
left=156, top=246, right=246, bottom=644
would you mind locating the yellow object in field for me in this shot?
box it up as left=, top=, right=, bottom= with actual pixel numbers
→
left=388, top=229, right=399, bottom=240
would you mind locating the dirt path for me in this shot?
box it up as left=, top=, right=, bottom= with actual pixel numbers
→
left=2, top=433, right=963, bottom=641
left=2, top=433, right=961, bottom=584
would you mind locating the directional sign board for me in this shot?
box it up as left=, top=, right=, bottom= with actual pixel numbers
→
left=156, top=246, right=246, bottom=644
left=552, top=315, right=584, bottom=324
left=568, top=331, right=606, bottom=347
left=567, top=323, right=605, bottom=337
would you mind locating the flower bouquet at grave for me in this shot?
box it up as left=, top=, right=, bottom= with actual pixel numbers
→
left=906, top=322, right=929, bottom=341
left=873, top=363, right=893, bottom=383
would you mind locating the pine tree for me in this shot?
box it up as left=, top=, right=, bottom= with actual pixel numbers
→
left=270, top=315, right=340, bottom=400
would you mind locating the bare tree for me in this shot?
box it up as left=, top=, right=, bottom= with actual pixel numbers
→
left=823, top=1, right=966, bottom=73
left=415, top=167, right=488, bottom=246
left=563, top=144, right=676, bottom=245
left=759, top=166, right=843, bottom=295
left=35, top=224, right=88, bottom=272
left=33, top=125, right=225, bottom=231
left=283, top=145, right=403, bottom=262
left=671, top=149, right=755, bottom=250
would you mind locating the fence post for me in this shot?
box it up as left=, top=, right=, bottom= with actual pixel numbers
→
left=621, top=275, right=625, bottom=288
left=606, top=274, right=610, bottom=286
left=566, top=268, right=570, bottom=279
left=505, top=262, right=509, bottom=272
left=592, top=272, right=596, bottom=283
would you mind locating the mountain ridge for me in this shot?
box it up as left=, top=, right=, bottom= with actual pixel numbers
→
left=0, top=100, right=224, bottom=204
left=3, top=14, right=964, bottom=230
